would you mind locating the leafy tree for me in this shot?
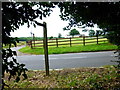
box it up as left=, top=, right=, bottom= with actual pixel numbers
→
left=58, top=2, right=120, bottom=31
left=69, top=29, right=80, bottom=37
left=57, top=2, right=120, bottom=45
left=57, top=2, right=120, bottom=41
left=2, top=2, right=55, bottom=89
left=82, top=29, right=88, bottom=32
left=89, top=30, right=95, bottom=37
left=58, top=33, right=62, bottom=38
left=49, top=36, right=54, bottom=39
left=96, top=30, right=104, bottom=36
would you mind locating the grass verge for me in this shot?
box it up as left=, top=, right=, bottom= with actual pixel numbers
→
left=19, top=43, right=117, bottom=55
left=4, top=65, right=120, bottom=89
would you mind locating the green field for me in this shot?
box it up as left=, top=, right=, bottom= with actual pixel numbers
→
left=19, top=43, right=117, bottom=55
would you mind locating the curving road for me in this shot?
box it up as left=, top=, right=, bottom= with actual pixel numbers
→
left=11, top=46, right=118, bottom=70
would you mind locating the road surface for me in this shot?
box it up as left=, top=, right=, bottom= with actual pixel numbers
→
left=13, top=50, right=117, bottom=70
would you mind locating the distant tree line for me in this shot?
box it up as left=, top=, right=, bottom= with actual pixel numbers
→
left=18, top=37, right=43, bottom=41
left=18, top=36, right=65, bottom=41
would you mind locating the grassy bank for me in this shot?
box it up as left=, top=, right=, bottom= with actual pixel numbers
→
left=4, top=65, right=120, bottom=89
left=19, top=43, right=117, bottom=55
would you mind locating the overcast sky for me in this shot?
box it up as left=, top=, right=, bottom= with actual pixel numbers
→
left=10, top=6, right=102, bottom=37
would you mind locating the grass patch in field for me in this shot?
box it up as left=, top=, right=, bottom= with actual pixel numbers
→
left=19, top=43, right=117, bottom=55
left=4, top=65, right=120, bottom=89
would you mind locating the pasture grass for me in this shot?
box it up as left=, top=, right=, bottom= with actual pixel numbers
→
left=19, top=43, right=117, bottom=55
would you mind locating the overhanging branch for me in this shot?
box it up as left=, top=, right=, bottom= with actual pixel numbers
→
left=33, top=20, right=45, bottom=27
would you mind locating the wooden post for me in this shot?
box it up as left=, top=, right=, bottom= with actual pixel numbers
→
left=83, top=36, right=85, bottom=46
left=70, top=37, right=72, bottom=47
left=30, top=40, right=33, bottom=49
left=43, top=22, right=49, bottom=76
left=96, top=35, right=98, bottom=45
left=56, top=38, right=58, bottom=47
left=26, top=41, right=27, bottom=46
left=33, top=34, right=35, bottom=47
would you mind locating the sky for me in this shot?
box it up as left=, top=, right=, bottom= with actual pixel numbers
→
left=10, top=6, right=102, bottom=37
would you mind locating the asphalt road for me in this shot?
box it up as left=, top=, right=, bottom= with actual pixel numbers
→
left=14, top=51, right=118, bottom=70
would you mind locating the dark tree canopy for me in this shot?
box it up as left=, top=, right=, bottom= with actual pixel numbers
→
left=69, top=29, right=80, bottom=37
left=3, top=2, right=120, bottom=45
left=2, top=2, right=55, bottom=89
left=2, top=2, right=55, bottom=45
left=57, top=2, right=120, bottom=45
left=58, top=33, right=62, bottom=38
left=82, top=29, right=88, bottom=32
left=89, top=30, right=95, bottom=37
left=57, top=2, right=120, bottom=73
left=58, top=2, right=120, bottom=30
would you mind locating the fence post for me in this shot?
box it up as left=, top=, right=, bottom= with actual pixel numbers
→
left=70, top=37, right=72, bottom=47
left=30, top=40, right=33, bottom=49
left=26, top=41, right=28, bottom=46
left=56, top=38, right=58, bottom=47
left=83, top=36, right=85, bottom=46
left=33, top=34, right=35, bottom=47
left=96, top=35, right=98, bottom=44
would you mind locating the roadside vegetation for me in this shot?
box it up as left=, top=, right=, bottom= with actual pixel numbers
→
left=3, top=41, right=26, bottom=49
left=4, top=65, right=120, bottom=89
left=19, top=43, right=117, bottom=55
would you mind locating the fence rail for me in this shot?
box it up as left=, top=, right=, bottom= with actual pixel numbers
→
left=27, top=36, right=108, bottom=49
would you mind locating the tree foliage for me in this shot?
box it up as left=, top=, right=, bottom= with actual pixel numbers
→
left=58, top=2, right=120, bottom=32
left=89, top=30, right=95, bottom=37
left=57, top=2, right=120, bottom=42
left=49, top=36, right=54, bottom=39
left=2, top=2, right=55, bottom=89
left=96, top=30, right=104, bottom=36
left=57, top=2, right=120, bottom=77
left=2, top=2, right=55, bottom=44
left=2, top=2, right=120, bottom=88
left=82, top=29, right=88, bottom=32
left=69, top=29, right=80, bottom=37
left=57, top=2, right=120, bottom=54
left=58, top=33, right=62, bottom=38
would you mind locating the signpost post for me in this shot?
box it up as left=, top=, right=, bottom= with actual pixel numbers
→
left=35, top=21, right=49, bottom=76
left=43, top=22, right=49, bottom=76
